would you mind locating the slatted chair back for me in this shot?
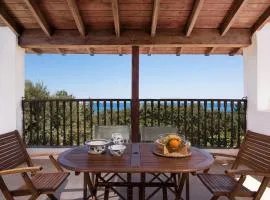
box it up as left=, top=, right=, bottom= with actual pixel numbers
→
left=0, top=130, right=32, bottom=170
left=233, top=130, right=270, bottom=172
left=140, top=126, right=179, bottom=142
left=93, top=125, right=131, bottom=141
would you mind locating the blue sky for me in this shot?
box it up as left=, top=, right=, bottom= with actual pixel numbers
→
left=25, top=54, right=243, bottom=99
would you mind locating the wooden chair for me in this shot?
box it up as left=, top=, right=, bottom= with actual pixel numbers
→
left=0, top=130, right=69, bottom=200
left=93, top=125, right=130, bottom=142
left=140, top=126, right=178, bottom=142
left=197, top=130, right=270, bottom=200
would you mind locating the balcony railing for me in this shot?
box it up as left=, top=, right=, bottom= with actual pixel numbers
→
left=22, top=98, right=247, bottom=148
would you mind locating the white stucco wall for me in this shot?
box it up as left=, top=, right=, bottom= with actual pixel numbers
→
left=243, top=23, right=270, bottom=135
left=0, top=27, right=25, bottom=134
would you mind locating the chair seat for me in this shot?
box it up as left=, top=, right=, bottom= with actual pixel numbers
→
left=197, top=173, right=251, bottom=196
left=17, top=172, right=69, bottom=193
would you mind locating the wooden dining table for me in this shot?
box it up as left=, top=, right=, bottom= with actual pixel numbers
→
left=58, top=143, right=214, bottom=200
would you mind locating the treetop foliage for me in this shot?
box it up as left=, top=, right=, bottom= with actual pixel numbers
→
left=25, top=80, right=74, bottom=99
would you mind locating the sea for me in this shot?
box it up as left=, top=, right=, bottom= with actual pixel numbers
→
left=91, top=101, right=245, bottom=112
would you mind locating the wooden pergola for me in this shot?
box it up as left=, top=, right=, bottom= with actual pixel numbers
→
left=1, top=0, right=270, bottom=141
left=1, top=0, right=270, bottom=55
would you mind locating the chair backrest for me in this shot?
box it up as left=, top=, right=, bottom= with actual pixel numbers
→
left=233, top=130, right=270, bottom=172
left=93, top=125, right=131, bottom=141
left=140, top=126, right=178, bottom=142
left=0, top=130, right=31, bottom=170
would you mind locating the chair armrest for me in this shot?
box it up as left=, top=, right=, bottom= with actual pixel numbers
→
left=30, top=153, right=64, bottom=172
left=211, top=153, right=237, bottom=159
left=49, top=155, right=64, bottom=172
left=225, top=169, right=270, bottom=177
left=0, top=166, right=42, bottom=175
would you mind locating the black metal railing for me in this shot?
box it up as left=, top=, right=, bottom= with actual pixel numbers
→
left=22, top=98, right=247, bottom=148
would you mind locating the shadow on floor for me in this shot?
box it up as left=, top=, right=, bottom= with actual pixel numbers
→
left=1, top=159, right=270, bottom=200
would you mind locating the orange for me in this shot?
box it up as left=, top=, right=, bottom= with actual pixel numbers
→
left=167, top=138, right=180, bottom=149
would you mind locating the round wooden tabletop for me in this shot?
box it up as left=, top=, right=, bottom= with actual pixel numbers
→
left=58, top=143, right=214, bottom=173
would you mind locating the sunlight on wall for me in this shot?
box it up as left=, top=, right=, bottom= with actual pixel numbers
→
left=256, top=23, right=270, bottom=111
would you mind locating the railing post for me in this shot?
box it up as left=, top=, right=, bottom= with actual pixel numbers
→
left=131, top=46, right=140, bottom=142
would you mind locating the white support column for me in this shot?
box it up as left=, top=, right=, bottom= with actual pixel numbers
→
left=0, top=27, right=25, bottom=134
left=243, top=23, right=270, bottom=135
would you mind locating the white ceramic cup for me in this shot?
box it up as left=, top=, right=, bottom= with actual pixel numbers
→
left=108, top=144, right=126, bottom=156
left=111, top=133, right=125, bottom=145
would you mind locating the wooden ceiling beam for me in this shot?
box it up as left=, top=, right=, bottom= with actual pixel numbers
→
left=19, top=29, right=251, bottom=48
left=251, top=6, right=270, bottom=35
left=229, top=47, right=242, bottom=56
left=111, top=0, right=120, bottom=37
left=205, top=47, right=216, bottom=56
left=220, top=0, right=248, bottom=36
left=0, top=5, right=22, bottom=36
left=88, top=48, right=95, bottom=56
left=24, top=0, right=52, bottom=37
left=185, top=0, right=204, bottom=37
left=67, top=0, right=86, bottom=37
left=176, top=47, right=183, bottom=56
left=151, top=0, right=160, bottom=37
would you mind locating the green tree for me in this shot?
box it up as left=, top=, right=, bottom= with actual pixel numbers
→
left=52, top=90, right=75, bottom=99
left=25, top=80, right=49, bottom=99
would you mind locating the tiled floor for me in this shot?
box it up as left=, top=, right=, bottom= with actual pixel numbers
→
left=1, top=158, right=270, bottom=200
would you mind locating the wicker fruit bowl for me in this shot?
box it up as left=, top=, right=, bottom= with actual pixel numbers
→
left=154, top=134, right=191, bottom=158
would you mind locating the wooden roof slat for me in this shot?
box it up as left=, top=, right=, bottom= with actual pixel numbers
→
left=0, top=5, right=21, bottom=36
left=24, top=0, right=52, bottom=37
left=66, top=0, right=86, bottom=37
left=1, top=0, right=267, bottom=55
left=176, top=47, right=183, bottom=56
left=19, top=29, right=251, bottom=49
left=112, top=0, right=120, bottom=37
left=220, top=0, right=248, bottom=36
left=229, top=47, right=242, bottom=56
left=151, top=0, right=160, bottom=37
left=205, top=47, right=216, bottom=56
left=251, top=6, right=270, bottom=35
left=185, top=0, right=204, bottom=37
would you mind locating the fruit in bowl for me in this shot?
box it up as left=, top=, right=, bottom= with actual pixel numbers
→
left=155, top=134, right=188, bottom=155
left=167, top=137, right=181, bottom=150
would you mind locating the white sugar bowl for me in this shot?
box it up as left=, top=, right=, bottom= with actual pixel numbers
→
left=111, top=133, right=125, bottom=145
left=108, top=144, right=126, bottom=156
left=85, top=139, right=109, bottom=154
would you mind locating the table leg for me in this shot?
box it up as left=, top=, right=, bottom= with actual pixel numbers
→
left=127, top=173, right=133, bottom=200
left=104, top=186, right=110, bottom=200
left=185, top=173, right=190, bottom=200
left=162, top=185, right=168, bottom=200
left=177, top=173, right=186, bottom=197
left=139, top=172, right=145, bottom=200
left=83, top=173, right=88, bottom=200
left=172, top=174, right=179, bottom=200
left=84, top=172, right=97, bottom=200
